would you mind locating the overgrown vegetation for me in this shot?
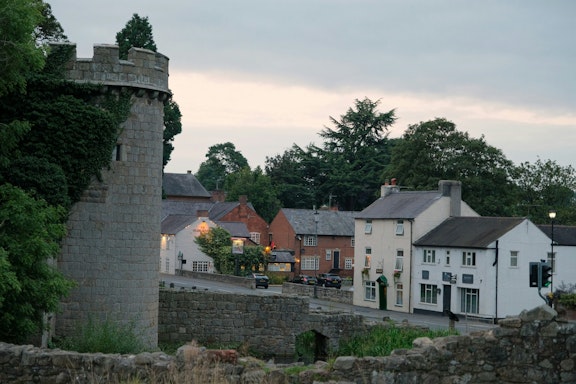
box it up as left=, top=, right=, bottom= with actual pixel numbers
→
left=337, top=324, right=458, bottom=357
left=55, top=318, right=146, bottom=354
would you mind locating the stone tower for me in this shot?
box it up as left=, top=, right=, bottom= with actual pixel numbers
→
left=55, top=43, right=170, bottom=348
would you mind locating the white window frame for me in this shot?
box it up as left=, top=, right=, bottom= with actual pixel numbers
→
left=364, top=281, right=376, bottom=301
left=344, top=258, right=353, bottom=270
left=302, top=256, right=319, bottom=271
left=420, top=284, right=438, bottom=304
left=423, top=249, right=436, bottom=264
left=395, top=283, right=404, bottom=306
left=394, top=249, right=404, bottom=271
left=304, top=235, right=317, bottom=247
left=462, top=251, right=476, bottom=267
left=510, top=250, right=518, bottom=268
left=365, top=220, right=372, bottom=234
left=250, top=232, right=261, bottom=245
left=325, top=249, right=332, bottom=261
left=395, top=220, right=404, bottom=236
left=192, top=261, right=209, bottom=272
left=445, top=250, right=451, bottom=266
left=460, top=288, right=479, bottom=314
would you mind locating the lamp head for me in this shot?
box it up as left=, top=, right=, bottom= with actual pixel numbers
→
left=549, top=210, right=556, bottom=220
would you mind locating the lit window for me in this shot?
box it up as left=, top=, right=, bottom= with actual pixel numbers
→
left=364, top=281, right=376, bottom=301
left=423, top=249, right=436, bottom=264
left=364, top=255, right=371, bottom=268
left=510, top=251, right=518, bottom=267
left=395, top=220, right=404, bottom=235
left=462, top=252, right=476, bottom=266
left=420, top=284, right=438, bottom=304
left=365, top=220, right=372, bottom=234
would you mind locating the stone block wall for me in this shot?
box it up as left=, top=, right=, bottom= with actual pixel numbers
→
left=1, top=305, right=575, bottom=383
left=55, top=43, right=170, bottom=349
left=282, top=282, right=353, bottom=304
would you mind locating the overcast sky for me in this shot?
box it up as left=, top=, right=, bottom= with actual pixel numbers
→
left=48, top=0, right=575, bottom=174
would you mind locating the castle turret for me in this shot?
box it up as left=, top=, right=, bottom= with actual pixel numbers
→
left=56, top=43, right=170, bottom=348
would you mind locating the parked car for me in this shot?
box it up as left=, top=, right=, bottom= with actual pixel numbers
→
left=317, top=273, right=342, bottom=289
left=252, top=273, right=269, bottom=289
left=292, top=274, right=318, bottom=285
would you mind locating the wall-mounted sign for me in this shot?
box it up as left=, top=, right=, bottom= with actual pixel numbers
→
left=232, top=238, right=244, bottom=254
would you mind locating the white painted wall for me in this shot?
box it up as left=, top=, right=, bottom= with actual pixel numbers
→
left=411, top=219, right=552, bottom=319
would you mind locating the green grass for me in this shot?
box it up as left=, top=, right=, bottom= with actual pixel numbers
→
left=55, top=317, right=146, bottom=354
left=337, top=324, right=457, bottom=357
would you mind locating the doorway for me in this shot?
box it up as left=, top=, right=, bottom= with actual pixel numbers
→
left=443, top=284, right=452, bottom=314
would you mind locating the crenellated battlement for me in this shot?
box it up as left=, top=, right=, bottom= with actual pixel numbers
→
left=51, top=42, right=170, bottom=98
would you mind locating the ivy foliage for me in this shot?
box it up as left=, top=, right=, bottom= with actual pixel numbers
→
left=0, top=44, right=129, bottom=207
left=0, top=184, right=75, bottom=343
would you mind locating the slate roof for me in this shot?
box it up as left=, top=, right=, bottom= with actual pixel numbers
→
left=217, top=221, right=251, bottom=238
left=209, top=201, right=257, bottom=220
left=163, top=173, right=211, bottom=198
left=269, top=249, right=296, bottom=263
left=161, top=214, right=196, bottom=234
left=160, top=214, right=250, bottom=238
left=537, top=225, right=576, bottom=246
left=355, top=191, right=442, bottom=219
left=414, top=216, right=526, bottom=249
left=162, top=201, right=213, bottom=219
left=281, top=208, right=356, bottom=236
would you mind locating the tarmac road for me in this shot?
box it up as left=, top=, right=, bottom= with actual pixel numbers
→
left=160, top=273, right=496, bottom=335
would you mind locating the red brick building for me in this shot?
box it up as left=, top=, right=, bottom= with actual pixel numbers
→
left=269, top=208, right=356, bottom=279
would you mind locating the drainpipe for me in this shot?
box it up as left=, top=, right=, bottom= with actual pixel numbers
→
left=409, top=219, right=414, bottom=313
left=492, top=240, right=499, bottom=321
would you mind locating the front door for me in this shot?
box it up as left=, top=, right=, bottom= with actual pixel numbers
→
left=443, top=284, right=452, bottom=314
left=333, top=250, right=340, bottom=270
left=379, top=284, right=387, bottom=310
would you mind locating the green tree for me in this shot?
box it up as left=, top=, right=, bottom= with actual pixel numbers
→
left=115, top=14, right=157, bottom=60
left=0, top=0, right=45, bottom=95
left=115, top=13, right=181, bottom=171
left=225, top=166, right=282, bottom=223
left=383, top=118, right=517, bottom=216
left=0, top=184, right=75, bottom=343
left=196, top=143, right=249, bottom=191
left=265, top=144, right=316, bottom=209
left=194, top=227, right=232, bottom=274
left=512, top=158, right=576, bottom=224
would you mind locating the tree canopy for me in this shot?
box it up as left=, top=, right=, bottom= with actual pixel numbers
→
left=383, top=118, right=517, bottom=216
left=115, top=13, right=181, bottom=171
left=196, top=142, right=249, bottom=191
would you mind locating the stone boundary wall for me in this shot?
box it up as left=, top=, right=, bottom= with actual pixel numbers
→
left=175, top=270, right=255, bottom=289
left=158, top=289, right=365, bottom=359
left=282, top=282, right=353, bottom=304
left=1, top=305, right=575, bottom=383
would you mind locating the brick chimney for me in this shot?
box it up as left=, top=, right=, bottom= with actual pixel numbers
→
left=239, top=195, right=247, bottom=205
left=381, top=178, right=400, bottom=197
left=197, top=210, right=209, bottom=218
left=438, top=180, right=462, bottom=217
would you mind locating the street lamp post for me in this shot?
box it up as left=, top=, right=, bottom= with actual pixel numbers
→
left=549, top=210, right=556, bottom=293
left=314, top=208, right=319, bottom=298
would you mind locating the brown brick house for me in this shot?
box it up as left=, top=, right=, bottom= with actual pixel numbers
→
left=268, top=207, right=356, bottom=279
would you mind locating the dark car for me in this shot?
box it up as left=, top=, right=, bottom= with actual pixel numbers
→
left=317, top=273, right=342, bottom=289
left=253, top=273, right=269, bottom=289
left=292, top=274, right=318, bottom=285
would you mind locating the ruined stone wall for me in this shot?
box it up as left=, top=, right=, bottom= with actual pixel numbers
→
left=56, top=43, right=170, bottom=348
left=1, top=305, right=575, bottom=383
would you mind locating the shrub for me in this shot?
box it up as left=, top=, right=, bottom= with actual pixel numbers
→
left=56, top=317, right=146, bottom=354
